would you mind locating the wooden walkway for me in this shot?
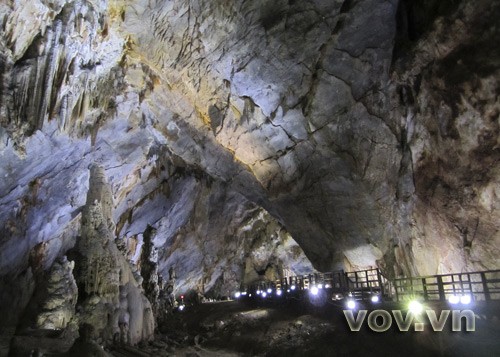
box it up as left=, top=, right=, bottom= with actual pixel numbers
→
left=243, top=268, right=500, bottom=303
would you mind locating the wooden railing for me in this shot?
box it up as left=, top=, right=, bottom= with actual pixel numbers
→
left=243, top=268, right=500, bottom=303
left=246, top=268, right=387, bottom=300
left=393, top=269, right=500, bottom=302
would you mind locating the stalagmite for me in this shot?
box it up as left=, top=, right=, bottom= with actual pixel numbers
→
left=73, top=164, right=154, bottom=346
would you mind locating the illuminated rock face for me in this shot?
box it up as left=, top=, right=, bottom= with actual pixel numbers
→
left=0, top=0, right=499, bottom=346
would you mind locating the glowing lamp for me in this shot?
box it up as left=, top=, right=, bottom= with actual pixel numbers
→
left=460, top=295, right=472, bottom=305
left=448, top=295, right=460, bottom=304
left=408, top=300, right=423, bottom=315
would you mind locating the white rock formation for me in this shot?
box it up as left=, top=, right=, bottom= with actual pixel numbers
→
left=35, top=256, right=78, bottom=330
left=75, top=164, right=154, bottom=345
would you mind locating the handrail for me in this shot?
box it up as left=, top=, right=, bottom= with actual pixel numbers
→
left=242, top=268, right=500, bottom=302
left=393, top=269, right=500, bottom=301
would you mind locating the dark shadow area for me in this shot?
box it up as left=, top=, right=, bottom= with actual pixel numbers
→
left=157, top=297, right=500, bottom=357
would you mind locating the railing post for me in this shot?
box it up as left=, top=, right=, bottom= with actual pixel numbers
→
left=437, top=275, right=445, bottom=301
left=481, top=272, right=491, bottom=301
left=377, top=269, right=384, bottom=296
left=466, top=273, right=472, bottom=294
left=422, top=278, right=428, bottom=301
left=342, top=271, right=348, bottom=294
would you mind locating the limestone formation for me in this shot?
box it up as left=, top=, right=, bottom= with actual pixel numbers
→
left=139, top=225, right=161, bottom=316
left=74, top=164, right=154, bottom=346
left=35, top=256, right=78, bottom=330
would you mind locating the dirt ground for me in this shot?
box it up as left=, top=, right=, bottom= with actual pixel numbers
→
left=8, top=296, right=500, bottom=356
left=155, top=296, right=500, bottom=357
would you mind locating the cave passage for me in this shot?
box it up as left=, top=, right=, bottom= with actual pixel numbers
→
left=0, top=0, right=499, bottom=356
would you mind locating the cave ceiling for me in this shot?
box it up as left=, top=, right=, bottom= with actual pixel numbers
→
left=0, top=0, right=499, bottom=294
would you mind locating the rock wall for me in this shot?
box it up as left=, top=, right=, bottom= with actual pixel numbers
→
left=109, top=0, right=499, bottom=275
left=387, top=0, right=500, bottom=276
left=120, top=168, right=315, bottom=298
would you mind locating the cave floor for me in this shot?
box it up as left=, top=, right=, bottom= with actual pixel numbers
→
left=144, top=298, right=500, bottom=357
left=7, top=298, right=500, bottom=356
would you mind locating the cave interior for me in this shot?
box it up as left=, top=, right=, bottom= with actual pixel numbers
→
left=0, top=0, right=499, bottom=356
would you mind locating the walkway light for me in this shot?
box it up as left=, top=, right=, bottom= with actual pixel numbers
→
left=276, top=289, right=282, bottom=296
left=262, top=292, right=267, bottom=298
left=408, top=300, right=423, bottom=315
left=371, top=295, right=380, bottom=303
left=291, top=285, right=296, bottom=290
left=234, top=292, right=241, bottom=298
left=347, top=300, right=356, bottom=309
left=310, top=286, right=319, bottom=296
left=460, top=295, right=472, bottom=305
left=267, top=288, right=272, bottom=293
